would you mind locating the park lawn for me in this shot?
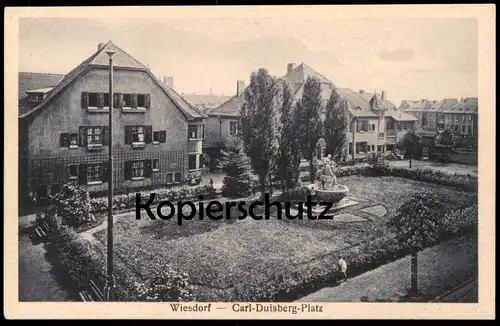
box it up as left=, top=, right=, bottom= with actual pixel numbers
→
left=92, top=176, right=476, bottom=301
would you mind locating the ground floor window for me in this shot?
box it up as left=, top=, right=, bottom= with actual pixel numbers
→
left=188, top=154, right=197, bottom=170
left=152, top=159, right=160, bottom=172
left=175, top=172, right=182, bottom=183
left=166, top=173, right=173, bottom=184
left=132, top=160, right=144, bottom=178
left=386, top=145, right=395, bottom=152
left=87, top=163, right=102, bottom=182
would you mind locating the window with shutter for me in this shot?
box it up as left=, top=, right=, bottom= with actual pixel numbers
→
left=113, top=93, right=120, bottom=109
left=117, top=93, right=124, bottom=108
left=144, top=159, right=152, bottom=178
left=101, top=161, right=109, bottom=182
left=69, top=165, right=78, bottom=180
left=79, top=127, right=88, bottom=147
left=174, top=172, right=182, bottom=183
left=153, top=131, right=160, bottom=143
left=81, top=92, right=88, bottom=109
left=145, top=94, right=151, bottom=109
left=102, top=126, right=109, bottom=145
left=125, top=126, right=133, bottom=145
left=124, top=161, right=132, bottom=180
left=131, top=93, right=138, bottom=108
left=160, top=130, right=167, bottom=143
left=166, top=173, right=173, bottom=184
left=60, top=133, right=70, bottom=147
left=78, top=164, right=88, bottom=185
left=98, top=93, right=105, bottom=108
left=144, top=126, right=153, bottom=144
left=152, top=159, right=160, bottom=172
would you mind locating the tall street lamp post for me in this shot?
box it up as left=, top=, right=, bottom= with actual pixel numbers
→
left=104, top=49, right=116, bottom=301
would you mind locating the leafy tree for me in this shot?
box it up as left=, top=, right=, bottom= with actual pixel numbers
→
left=439, top=128, right=456, bottom=147
left=276, top=80, right=301, bottom=197
left=387, top=191, right=442, bottom=297
left=295, top=76, right=323, bottom=182
left=240, top=68, right=281, bottom=199
left=50, top=183, right=94, bottom=227
left=398, top=130, right=422, bottom=168
left=323, top=86, right=349, bottom=160
left=218, top=140, right=253, bottom=198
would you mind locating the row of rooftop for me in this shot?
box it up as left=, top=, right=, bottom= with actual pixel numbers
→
left=18, top=41, right=478, bottom=121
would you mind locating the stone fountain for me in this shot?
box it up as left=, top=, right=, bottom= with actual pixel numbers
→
left=303, top=155, right=358, bottom=215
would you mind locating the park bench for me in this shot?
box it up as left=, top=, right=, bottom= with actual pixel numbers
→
left=33, top=221, right=52, bottom=239
left=79, top=279, right=104, bottom=302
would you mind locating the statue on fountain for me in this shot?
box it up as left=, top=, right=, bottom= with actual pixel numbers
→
left=320, top=154, right=337, bottom=190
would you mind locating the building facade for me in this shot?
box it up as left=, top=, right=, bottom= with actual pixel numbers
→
left=18, top=41, right=206, bottom=206
left=204, top=62, right=417, bottom=164
left=399, top=97, right=478, bottom=138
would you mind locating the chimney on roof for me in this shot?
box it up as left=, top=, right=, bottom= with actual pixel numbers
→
left=237, top=80, right=245, bottom=97
left=359, top=90, right=365, bottom=95
left=97, top=42, right=106, bottom=51
left=381, top=90, right=386, bottom=101
left=164, top=77, right=174, bottom=89
left=287, top=63, right=296, bottom=75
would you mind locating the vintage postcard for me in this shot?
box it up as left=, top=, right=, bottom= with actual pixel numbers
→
left=4, top=5, right=495, bottom=320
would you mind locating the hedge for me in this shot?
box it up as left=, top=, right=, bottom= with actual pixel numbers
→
left=231, top=203, right=478, bottom=302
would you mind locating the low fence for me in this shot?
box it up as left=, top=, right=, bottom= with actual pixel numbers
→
left=19, top=148, right=187, bottom=206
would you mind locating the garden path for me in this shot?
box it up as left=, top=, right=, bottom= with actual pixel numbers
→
left=296, top=234, right=477, bottom=302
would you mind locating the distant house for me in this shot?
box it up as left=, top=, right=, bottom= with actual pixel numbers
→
left=203, top=62, right=417, bottom=169
left=18, top=41, right=206, bottom=207
left=182, top=92, right=232, bottom=113
left=399, top=97, right=478, bottom=137
left=18, top=72, right=65, bottom=118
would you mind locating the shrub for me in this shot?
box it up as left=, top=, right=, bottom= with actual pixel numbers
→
left=284, top=185, right=312, bottom=201
left=367, top=153, right=391, bottom=176
left=50, top=183, right=94, bottom=227
left=134, top=267, right=196, bottom=302
left=440, top=204, right=478, bottom=239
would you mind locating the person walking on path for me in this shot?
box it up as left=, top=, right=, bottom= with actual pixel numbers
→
left=338, top=256, right=348, bottom=282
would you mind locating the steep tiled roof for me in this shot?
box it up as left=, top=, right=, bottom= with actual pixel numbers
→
left=18, top=72, right=65, bottom=116
left=19, top=41, right=205, bottom=120
left=182, top=93, right=232, bottom=109
left=210, top=62, right=401, bottom=120
left=445, top=97, right=478, bottom=114
left=18, top=72, right=64, bottom=99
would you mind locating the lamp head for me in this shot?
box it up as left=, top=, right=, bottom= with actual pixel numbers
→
left=105, top=50, right=116, bottom=59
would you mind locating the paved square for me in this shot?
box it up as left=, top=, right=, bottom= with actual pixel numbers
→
left=333, top=213, right=368, bottom=223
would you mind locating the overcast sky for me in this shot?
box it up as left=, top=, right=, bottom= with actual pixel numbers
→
left=19, top=17, right=477, bottom=106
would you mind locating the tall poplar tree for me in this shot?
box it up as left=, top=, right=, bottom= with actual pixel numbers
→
left=276, top=80, right=301, bottom=197
left=324, top=86, right=349, bottom=160
left=295, top=76, right=323, bottom=182
left=240, top=68, right=281, bottom=199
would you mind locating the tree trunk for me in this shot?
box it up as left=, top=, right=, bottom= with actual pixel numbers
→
left=410, top=249, right=418, bottom=297
left=309, top=160, right=315, bottom=183
left=409, top=156, right=412, bottom=169
left=268, top=174, right=273, bottom=198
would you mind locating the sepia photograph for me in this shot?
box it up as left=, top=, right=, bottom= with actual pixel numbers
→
left=4, top=5, right=495, bottom=320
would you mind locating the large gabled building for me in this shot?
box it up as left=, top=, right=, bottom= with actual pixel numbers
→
left=18, top=41, right=206, bottom=206
left=203, top=62, right=417, bottom=168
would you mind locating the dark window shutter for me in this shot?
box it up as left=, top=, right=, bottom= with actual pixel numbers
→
left=145, top=94, right=151, bottom=110
left=78, top=164, right=88, bottom=185
left=97, top=92, right=105, bottom=108
left=131, top=93, right=138, bottom=108
left=113, top=93, right=119, bottom=109
left=144, top=159, right=152, bottom=178
left=60, top=133, right=70, bottom=147
left=124, top=161, right=132, bottom=180
left=118, top=93, right=124, bottom=108
left=102, top=126, right=109, bottom=146
left=202, top=124, right=205, bottom=139
left=101, top=161, right=109, bottom=182
left=79, top=126, right=87, bottom=147
left=159, top=130, right=167, bottom=143
left=125, top=126, right=132, bottom=145
left=144, top=125, right=153, bottom=144
left=81, top=92, right=88, bottom=109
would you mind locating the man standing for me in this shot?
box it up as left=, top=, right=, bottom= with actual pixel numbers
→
left=338, top=256, right=348, bottom=282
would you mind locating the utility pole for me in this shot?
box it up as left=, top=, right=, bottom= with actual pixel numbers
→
left=104, top=49, right=116, bottom=301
